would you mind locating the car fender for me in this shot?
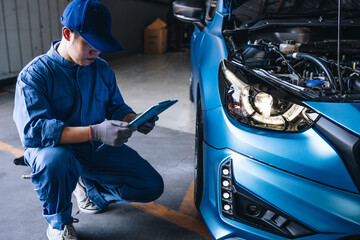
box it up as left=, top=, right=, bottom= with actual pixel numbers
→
left=193, top=11, right=228, bottom=112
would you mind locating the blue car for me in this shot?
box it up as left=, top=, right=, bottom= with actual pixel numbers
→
left=173, top=0, right=360, bottom=239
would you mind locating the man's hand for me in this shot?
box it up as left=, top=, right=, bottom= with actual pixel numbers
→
left=90, top=120, right=134, bottom=146
left=133, top=115, right=159, bottom=134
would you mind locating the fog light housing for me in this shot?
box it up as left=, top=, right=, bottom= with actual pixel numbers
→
left=219, top=158, right=316, bottom=238
left=247, top=204, right=260, bottom=216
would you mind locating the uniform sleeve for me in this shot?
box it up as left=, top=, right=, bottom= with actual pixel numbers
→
left=105, top=68, right=135, bottom=121
left=13, top=68, right=64, bottom=148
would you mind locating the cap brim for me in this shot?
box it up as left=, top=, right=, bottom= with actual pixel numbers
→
left=79, top=32, right=125, bottom=53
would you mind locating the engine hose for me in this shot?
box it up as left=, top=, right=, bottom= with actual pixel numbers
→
left=287, top=53, right=338, bottom=90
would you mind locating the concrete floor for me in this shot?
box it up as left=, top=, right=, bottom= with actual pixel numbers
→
left=0, top=50, right=212, bottom=239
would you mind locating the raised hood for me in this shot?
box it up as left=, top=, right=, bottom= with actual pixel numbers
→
left=227, top=0, right=360, bottom=15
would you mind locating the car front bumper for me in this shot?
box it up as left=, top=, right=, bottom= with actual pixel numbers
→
left=200, top=140, right=360, bottom=240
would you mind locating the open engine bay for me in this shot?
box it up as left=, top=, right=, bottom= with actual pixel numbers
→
left=219, top=0, right=360, bottom=131
left=223, top=1, right=360, bottom=101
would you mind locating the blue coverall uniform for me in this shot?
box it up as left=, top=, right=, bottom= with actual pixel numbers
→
left=13, top=41, right=164, bottom=230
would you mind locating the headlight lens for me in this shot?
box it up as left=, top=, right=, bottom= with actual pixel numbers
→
left=220, top=60, right=318, bottom=132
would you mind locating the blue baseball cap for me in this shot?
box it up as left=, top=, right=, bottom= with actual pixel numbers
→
left=60, top=0, right=125, bottom=53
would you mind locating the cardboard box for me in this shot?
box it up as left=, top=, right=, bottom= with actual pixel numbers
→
left=144, top=18, right=167, bottom=54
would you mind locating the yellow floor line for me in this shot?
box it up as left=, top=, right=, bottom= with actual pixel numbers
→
left=0, top=141, right=23, bottom=157
left=178, top=180, right=199, bottom=217
left=130, top=202, right=211, bottom=238
left=0, top=142, right=211, bottom=238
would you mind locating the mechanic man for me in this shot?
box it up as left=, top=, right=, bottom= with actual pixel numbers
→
left=13, top=0, right=164, bottom=239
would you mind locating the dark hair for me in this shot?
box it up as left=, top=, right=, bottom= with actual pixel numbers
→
left=72, top=30, right=80, bottom=39
left=61, top=24, right=80, bottom=39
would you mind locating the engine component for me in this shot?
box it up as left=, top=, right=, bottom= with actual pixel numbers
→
left=279, top=40, right=300, bottom=54
left=287, top=53, right=337, bottom=90
left=349, top=75, right=360, bottom=93
left=226, top=34, right=360, bottom=98
left=304, top=80, right=325, bottom=87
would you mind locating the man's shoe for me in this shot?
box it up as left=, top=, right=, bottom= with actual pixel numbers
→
left=73, top=178, right=101, bottom=214
left=46, top=224, right=78, bottom=240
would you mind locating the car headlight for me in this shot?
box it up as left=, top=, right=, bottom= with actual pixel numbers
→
left=219, top=60, right=318, bottom=132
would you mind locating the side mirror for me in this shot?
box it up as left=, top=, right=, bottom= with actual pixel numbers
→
left=172, top=0, right=205, bottom=31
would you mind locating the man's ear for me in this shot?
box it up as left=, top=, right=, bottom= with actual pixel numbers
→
left=62, top=27, right=71, bottom=41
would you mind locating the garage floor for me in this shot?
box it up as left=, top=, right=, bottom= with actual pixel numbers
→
left=0, top=50, right=212, bottom=240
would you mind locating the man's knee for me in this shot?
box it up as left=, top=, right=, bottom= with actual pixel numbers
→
left=31, top=147, right=75, bottom=178
left=143, top=171, right=164, bottom=202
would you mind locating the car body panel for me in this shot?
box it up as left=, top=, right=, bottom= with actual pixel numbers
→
left=204, top=106, right=358, bottom=193
left=201, top=143, right=360, bottom=240
left=230, top=153, right=360, bottom=231
left=174, top=0, right=360, bottom=238
left=190, top=11, right=228, bottom=111
left=304, top=102, right=360, bottom=137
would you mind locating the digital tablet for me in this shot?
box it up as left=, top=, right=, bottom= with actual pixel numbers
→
left=95, top=100, right=178, bottom=152
left=129, top=100, right=178, bottom=127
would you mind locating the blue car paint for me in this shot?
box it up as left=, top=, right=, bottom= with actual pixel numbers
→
left=190, top=26, right=203, bottom=106
left=190, top=10, right=228, bottom=112
left=189, top=0, right=360, bottom=239
left=230, top=155, right=360, bottom=231
left=204, top=106, right=358, bottom=193
left=201, top=143, right=360, bottom=240
left=304, top=102, right=360, bottom=136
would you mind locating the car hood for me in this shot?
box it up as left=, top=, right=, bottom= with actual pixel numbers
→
left=225, top=0, right=360, bottom=27
left=226, top=0, right=360, bottom=14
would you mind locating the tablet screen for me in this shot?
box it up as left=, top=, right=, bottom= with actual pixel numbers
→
left=129, top=100, right=178, bottom=127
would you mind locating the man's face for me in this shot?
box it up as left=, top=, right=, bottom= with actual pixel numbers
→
left=68, top=32, right=100, bottom=66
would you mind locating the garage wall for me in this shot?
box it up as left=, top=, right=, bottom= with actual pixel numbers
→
left=0, top=0, right=68, bottom=80
left=0, top=0, right=171, bottom=81
left=101, top=0, right=172, bottom=59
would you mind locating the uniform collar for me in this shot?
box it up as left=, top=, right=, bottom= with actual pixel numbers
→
left=47, top=40, right=78, bottom=68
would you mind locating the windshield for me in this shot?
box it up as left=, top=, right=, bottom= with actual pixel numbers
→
left=232, top=0, right=360, bottom=24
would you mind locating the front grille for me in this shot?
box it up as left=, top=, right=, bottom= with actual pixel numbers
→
left=353, top=140, right=360, bottom=175
left=314, top=117, right=360, bottom=192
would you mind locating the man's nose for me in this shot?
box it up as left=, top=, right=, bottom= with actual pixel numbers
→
left=90, top=48, right=100, bottom=55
